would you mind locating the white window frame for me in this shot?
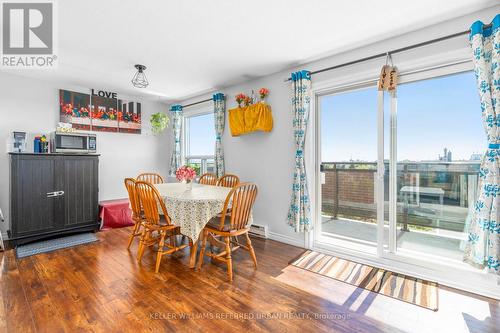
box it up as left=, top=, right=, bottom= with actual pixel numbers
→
left=310, top=58, right=500, bottom=300
left=183, top=107, right=215, bottom=175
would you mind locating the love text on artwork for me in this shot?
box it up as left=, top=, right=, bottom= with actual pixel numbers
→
left=91, top=89, right=117, bottom=99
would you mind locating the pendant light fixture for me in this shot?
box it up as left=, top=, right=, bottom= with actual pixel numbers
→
left=131, top=64, right=149, bottom=88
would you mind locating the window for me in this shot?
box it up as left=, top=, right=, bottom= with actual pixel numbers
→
left=319, top=86, right=379, bottom=253
left=184, top=112, right=215, bottom=176
left=317, top=70, right=483, bottom=264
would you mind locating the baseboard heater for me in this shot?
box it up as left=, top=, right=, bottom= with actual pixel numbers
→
left=249, top=224, right=268, bottom=239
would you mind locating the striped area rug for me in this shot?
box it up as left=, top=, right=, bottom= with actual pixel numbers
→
left=291, top=250, right=438, bottom=311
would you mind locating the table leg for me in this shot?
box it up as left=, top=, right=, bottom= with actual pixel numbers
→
left=189, top=241, right=198, bottom=268
left=189, top=231, right=204, bottom=268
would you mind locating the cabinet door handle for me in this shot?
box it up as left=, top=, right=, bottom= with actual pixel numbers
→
left=47, top=191, right=65, bottom=198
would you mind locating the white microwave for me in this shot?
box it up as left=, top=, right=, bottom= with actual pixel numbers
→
left=50, top=132, right=97, bottom=154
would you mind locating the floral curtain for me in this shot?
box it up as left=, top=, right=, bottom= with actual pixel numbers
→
left=213, top=93, right=226, bottom=177
left=287, top=70, right=312, bottom=232
left=169, top=104, right=183, bottom=176
left=464, top=15, right=500, bottom=274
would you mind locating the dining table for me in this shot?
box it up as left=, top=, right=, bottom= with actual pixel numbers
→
left=154, top=182, right=234, bottom=268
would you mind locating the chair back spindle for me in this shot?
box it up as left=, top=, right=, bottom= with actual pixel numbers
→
left=219, top=183, right=257, bottom=231
left=217, top=174, right=240, bottom=188
left=124, top=178, right=142, bottom=220
left=199, top=173, right=218, bottom=185
left=137, top=173, right=164, bottom=184
left=135, top=181, right=171, bottom=226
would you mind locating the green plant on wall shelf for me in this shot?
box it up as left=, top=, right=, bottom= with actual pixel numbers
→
left=150, top=112, right=169, bottom=134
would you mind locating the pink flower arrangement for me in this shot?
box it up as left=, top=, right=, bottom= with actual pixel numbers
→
left=259, top=88, right=269, bottom=99
left=175, top=165, right=197, bottom=182
left=235, top=93, right=248, bottom=107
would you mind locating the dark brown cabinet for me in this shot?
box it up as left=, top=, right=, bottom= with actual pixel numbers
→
left=9, top=153, right=100, bottom=245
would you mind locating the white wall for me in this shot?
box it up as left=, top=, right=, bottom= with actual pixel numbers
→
left=0, top=72, right=171, bottom=237
left=176, top=7, right=499, bottom=248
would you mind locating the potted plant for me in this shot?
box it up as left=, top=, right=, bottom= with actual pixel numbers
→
left=150, top=112, right=169, bottom=134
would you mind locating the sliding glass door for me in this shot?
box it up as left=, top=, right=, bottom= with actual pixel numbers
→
left=318, top=86, right=380, bottom=254
left=392, top=72, right=482, bottom=261
left=316, top=70, right=483, bottom=269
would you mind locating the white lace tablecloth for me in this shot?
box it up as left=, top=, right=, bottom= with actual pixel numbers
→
left=155, top=183, right=232, bottom=242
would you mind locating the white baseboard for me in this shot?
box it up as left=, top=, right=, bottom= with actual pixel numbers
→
left=267, top=231, right=305, bottom=249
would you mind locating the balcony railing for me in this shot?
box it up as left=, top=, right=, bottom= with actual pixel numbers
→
left=186, top=156, right=215, bottom=176
left=321, top=161, right=481, bottom=233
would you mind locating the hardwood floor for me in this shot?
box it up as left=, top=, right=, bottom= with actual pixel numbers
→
left=0, top=227, right=498, bottom=332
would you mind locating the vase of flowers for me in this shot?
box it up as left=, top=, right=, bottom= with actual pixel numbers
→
left=235, top=93, right=247, bottom=108
left=175, top=165, right=197, bottom=190
left=259, top=88, right=269, bottom=103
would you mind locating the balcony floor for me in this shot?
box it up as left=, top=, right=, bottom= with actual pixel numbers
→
left=321, top=216, right=465, bottom=261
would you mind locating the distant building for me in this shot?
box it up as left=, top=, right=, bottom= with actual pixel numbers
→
left=470, top=153, right=482, bottom=161
left=439, top=148, right=452, bottom=162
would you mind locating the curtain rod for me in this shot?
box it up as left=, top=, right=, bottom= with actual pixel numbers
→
left=284, top=25, right=492, bottom=82
left=181, top=97, right=213, bottom=109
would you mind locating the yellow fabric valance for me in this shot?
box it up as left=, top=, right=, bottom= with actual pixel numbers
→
left=228, top=102, right=273, bottom=136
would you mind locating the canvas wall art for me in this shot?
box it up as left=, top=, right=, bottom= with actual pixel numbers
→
left=59, top=89, right=142, bottom=134
left=59, top=90, right=91, bottom=131
left=118, top=99, right=142, bottom=134
left=91, top=95, right=118, bottom=132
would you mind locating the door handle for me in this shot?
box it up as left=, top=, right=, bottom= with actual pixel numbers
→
left=47, top=191, right=65, bottom=198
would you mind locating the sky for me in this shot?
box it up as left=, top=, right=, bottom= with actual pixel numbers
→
left=187, top=112, right=215, bottom=156
left=320, top=71, right=484, bottom=162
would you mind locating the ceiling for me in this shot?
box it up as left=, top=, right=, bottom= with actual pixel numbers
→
left=1, top=0, right=497, bottom=102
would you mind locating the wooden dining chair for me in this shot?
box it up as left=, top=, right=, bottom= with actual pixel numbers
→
left=124, top=178, right=144, bottom=250
left=137, top=172, right=164, bottom=184
left=135, top=181, right=193, bottom=273
left=198, top=173, right=218, bottom=185
left=197, top=183, right=258, bottom=281
left=216, top=174, right=240, bottom=188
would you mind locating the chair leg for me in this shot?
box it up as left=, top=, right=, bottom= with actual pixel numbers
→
left=169, top=232, right=176, bottom=247
left=155, top=231, right=166, bottom=273
left=137, top=229, right=148, bottom=263
left=127, top=222, right=141, bottom=250
left=225, top=236, right=233, bottom=282
left=197, top=230, right=208, bottom=270
left=245, top=233, right=258, bottom=268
